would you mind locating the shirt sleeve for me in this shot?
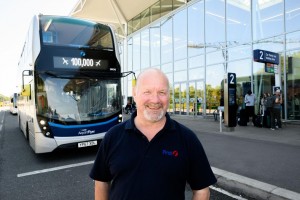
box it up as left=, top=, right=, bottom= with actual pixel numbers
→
left=186, top=133, right=217, bottom=190
left=89, top=135, right=113, bottom=182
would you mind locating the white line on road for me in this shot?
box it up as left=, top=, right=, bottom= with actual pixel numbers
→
left=17, top=160, right=94, bottom=178
left=210, top=186, right=248, bottom=200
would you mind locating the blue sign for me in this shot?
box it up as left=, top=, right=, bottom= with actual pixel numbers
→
left=253, top=49, right=279, bottom=65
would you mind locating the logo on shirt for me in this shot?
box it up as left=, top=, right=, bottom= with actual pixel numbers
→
left=162, top=149, right=179, bottom=157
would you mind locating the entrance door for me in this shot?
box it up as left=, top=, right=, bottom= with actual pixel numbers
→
left=188, top=81, right=204, bottom=116
left=174, top=81, right=204, bottom=116
left=174, top=83, right=187, bottom=115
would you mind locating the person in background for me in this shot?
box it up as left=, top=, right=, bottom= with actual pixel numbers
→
left=271, top=89, right=283, bottom=130
left=244, top=89, right=256, bottom=125
left=90, top=68, right=217, bottom=200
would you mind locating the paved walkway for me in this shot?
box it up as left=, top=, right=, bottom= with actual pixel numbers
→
left=169, top=114, right=300, bottom=200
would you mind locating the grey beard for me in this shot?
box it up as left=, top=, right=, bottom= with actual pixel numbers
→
left=143, top=109, right=164, bottom=122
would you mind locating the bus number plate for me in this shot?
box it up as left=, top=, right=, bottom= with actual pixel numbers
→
left=78, top=141, right=97, bottom=148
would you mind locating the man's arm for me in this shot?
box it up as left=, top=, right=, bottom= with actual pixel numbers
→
left=95, top=180, right=110, bottom=200
left=192, top=187, right=210, bottom=200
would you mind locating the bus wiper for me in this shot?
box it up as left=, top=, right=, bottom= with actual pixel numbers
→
left=45, top=71, right=58, bottom=77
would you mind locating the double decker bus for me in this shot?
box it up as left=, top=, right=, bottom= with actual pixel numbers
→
left=17, top=15, right=123, bottom=153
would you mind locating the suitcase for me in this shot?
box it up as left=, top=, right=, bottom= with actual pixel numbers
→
left=253, top=115, right=263, bottom=127
left=238, top=109, right=248, bottom=126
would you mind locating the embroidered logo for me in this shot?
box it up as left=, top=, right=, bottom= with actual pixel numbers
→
left=162, top=149, right=179, bottom=157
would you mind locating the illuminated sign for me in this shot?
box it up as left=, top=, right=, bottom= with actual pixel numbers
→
left=253, top=49, right=279, bottom=65
left=53, top=57, right=109, bottom=70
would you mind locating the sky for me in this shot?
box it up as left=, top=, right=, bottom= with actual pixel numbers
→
left=0, top=0, right=78, bottom=97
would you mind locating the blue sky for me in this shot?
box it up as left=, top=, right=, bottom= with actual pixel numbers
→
left=0, top=0, right=78, bottom=96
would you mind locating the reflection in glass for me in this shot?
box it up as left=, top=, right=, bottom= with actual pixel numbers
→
left=252, top=0, right=283, bottom=40
left=174, top=9, right=187, bottom=60
left=226, top=0, right=251, bottom=46
left=151, top=1, right=161, bottom=22
left=188, top=1, right=204, bottom=57
left=133, top=34, right=141, bottom=71
left=161, top=17, right=173, bottom=64
left=150, top=23, right=161, bottom=67
left=36, top=75, right=121, bottom=123
left=206, top=64, right=224, bottom=114
left=285, top=0, right=300, bottom=33
left=205, top=0, right=225, bottom=53
left=141, top=30, right=150, bottom=69
left=286, top=31, right=300, bottom=50
left=286, top=50, right=300, bottom=120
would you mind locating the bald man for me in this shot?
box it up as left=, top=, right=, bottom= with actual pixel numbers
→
left=90, top=68, right=216, bottom=200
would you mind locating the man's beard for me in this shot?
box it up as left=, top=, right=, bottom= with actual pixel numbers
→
left=143, top=104, right=165, bottom=122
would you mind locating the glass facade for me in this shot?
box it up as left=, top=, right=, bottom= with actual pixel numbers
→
left=123, top=0, right=300, bottom=121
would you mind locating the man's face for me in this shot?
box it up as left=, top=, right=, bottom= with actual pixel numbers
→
left=133, top=72, right=169, bottom=122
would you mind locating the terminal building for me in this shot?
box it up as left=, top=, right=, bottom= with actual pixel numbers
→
left=71, top=0, right=300, bottom=121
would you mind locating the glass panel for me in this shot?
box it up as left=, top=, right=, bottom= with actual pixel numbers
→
left=252, top=0, right=284, bottom=41
left=127, top=38, right=133, bottom=71
left=36, top=75, right=121, bottom=122
left=226, top=0, right=251, bottom=46
left=286, top=50, right=300, bottom=120
left=206, top=50, right=225, bottom=65
left=141, top=8, right=150, bottom=28
left=41, top=16, right=113, bottom=49
left=206, top=64, right=224, bottom=115
left=174, top=70, right=187, bottom=82
left=285, top=0, right=300, bottom=33
left=150, top=1, right=161, bottom=22
left=227, top=44, right=252, bottom=61
left=173, top=0, right=185, bottom=10
left=132, top=34, right=141, bottom=71
left=253, top=35, right=284, bottom=53
left=286, top=31, right=300, bottom=50
left=161, top=18, right=173, bottom=64
left=196, top=81, right=204, bottom=115
left=174, top=59, right=187, bottom=71
left=189, top=82, right=196, bottom=115
left=150, top=23, right=161, bottom=67
left=141, top=30, right=150, bottom=69
left=161, top=0, right=173, bottom=17
left=189, top=67, right=204, bottom=81
left=162, top=62, right=173, bottom=73
left=189, top=55, right=204, bottom=68
left=174, top=9, right=187, bottom=60
left=132, top=14, right=141, bottom=32
left=205, top=0, right=225, bottom=53
left=174, top=83, right=180, bottom=114
left=180, top=83, right=187, bottom=115
left=188, top=1, right=204, bottom=57
left=128, top=20, right=133, bottom=35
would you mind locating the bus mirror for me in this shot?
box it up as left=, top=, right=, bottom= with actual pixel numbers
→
left=21, top=84, right=31, bottom=97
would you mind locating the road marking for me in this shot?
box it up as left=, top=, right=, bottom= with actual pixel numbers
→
left=17, top=160, right=94, bottom=177
left=210, top=186, right=248, bottom=200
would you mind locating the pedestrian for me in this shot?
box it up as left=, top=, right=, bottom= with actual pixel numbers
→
left=90, top=68, right=217, bottom=200
left=271, top=89, right=283, bottom=130
left=244, top=89, right=256, bottom=124
left=264, top=92, right=273, bottom=128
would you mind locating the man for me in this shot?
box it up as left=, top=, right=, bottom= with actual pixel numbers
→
left=244, top=89, right=256, bottom=124
left=90, top=68, right=217, bottom=200
left=271, top=89, right=282, bottom=130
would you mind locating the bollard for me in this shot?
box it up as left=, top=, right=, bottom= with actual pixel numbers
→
left=219, top=109, right=222, bottom=132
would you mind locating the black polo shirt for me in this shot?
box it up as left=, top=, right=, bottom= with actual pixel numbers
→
left=90, top=112, right=216, bottom=200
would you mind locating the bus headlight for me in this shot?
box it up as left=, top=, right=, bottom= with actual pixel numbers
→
left=118, top=114, right=122, bottom=123
left=37, top=117, right=53, bottom=138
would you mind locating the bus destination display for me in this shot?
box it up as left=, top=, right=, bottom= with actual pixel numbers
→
left=53, top=56, right=109, bottom=70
